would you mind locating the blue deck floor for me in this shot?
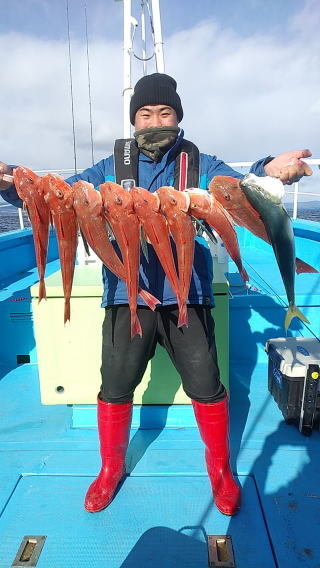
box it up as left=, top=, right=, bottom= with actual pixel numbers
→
left=0, top=222, right=319, bottom=567
left=0, top=357, right=319, bottom=567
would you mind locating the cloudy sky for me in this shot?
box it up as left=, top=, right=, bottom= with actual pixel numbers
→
left=0, top=0, right=319, bottom=201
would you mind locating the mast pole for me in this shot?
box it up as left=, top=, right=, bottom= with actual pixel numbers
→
left=141, top=0, right=147, bottom=75
left=123, top=0, right=133, bottom=137
left=151, top=0, right=165, bottom=72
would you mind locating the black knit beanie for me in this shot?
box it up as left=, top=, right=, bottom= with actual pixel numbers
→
left=130, top=73, right=183, bottom=125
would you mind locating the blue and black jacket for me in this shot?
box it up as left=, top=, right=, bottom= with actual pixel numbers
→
left=3, top=129, right=270, bottom=308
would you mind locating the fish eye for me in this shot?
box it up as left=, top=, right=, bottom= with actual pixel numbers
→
left=224, top=193, right=230, bottom=201
left=56, top=190, right=63, bottom=198
left=115, top=196, right=122, bottom=205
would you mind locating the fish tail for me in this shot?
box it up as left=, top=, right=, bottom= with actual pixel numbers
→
left=177, top=302, right=188, bottom=328
left=295, top=258, right=318, bottom=274
left=139, top=289, right=161, bottom=311
left=64, top=298, right=71, bottom=324
left=284, top=305, right=310, bottom=330
left=131, top=313, right=142, bottom=339
left=38, top=279, right=47, bottom=302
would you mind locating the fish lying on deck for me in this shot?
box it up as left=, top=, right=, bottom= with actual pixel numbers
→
left=13, top=166, right=50, bottom=302
left=99, top=181, right=143, bottom=339
left=186, top=188, right=249, bottom=283
left=157, top=186, right=195, bottom=328
left=240, top=174, right=310, bottom=329
left=131, top=186, right=182, bottom=319
left=41, top=174, right=78, bottom=323
left=209, top=175, right=318, bottom=275
left=72, top=181, right=160, bottom=312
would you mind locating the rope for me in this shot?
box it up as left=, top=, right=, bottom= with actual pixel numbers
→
left=84, top=2, right=95, bottom=166
left=133, top=52, right=155, bottom=62
left=132, top=0, right=155, bottom=65
left=243, top=257, right=320, bottom=342
left=66, top=0, right=78, bottom=174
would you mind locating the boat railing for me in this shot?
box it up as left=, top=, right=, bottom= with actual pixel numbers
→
left=229, top=158, right=320, bottom=220
left=1, top=158, right=319, bottom=231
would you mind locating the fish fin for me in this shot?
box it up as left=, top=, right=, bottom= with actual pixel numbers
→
left=177, top=304, right=188, bottom=328
left=38, top=279, right=47, bottom=302
left=192, top=217, right=218, bottom=243
left=241, top=268, right=250, bottom=283
left=131, top=313, right=142, bottom=339
left=284, top=305, right=310, bottom=330
left=64, top=299, right=71, bottom=324
left=138, top=288, right=161, bottom=310
left=295, top=257, right=319, bottom=274
left=140, top=226, right=149, bottom=261
left=80, top=229, right=90, bottom=256
left=105, top=218, right=115, bottom=239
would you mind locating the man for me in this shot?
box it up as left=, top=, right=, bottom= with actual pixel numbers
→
left=0, top=73, right=313, bottom=516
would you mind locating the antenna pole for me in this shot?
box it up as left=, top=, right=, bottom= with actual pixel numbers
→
left=151, top=0, right=165, bottom=72
left=123, top=0, right=133, bottom=137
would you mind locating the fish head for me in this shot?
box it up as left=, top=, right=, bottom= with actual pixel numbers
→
left=131, top=186, right=160, bottom=214
left=73, top=181, right=102, bottom=218
left=185, top=189, right=212, bottom=218
left=13, top=166, right=40, bottom=204
left=209, top=176, right=243, bottom=209
left=240, top=174, right=285, bottom=203
left=100, top=181, right=133, bottom=216
left=157, top=186, right=190, bottom=215
left=41, top=174, right=74, bottom=214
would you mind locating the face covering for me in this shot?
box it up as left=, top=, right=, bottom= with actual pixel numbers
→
left=134, top=126, right=180, bottom=162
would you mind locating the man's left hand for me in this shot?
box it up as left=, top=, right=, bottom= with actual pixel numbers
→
left=264, top=149, right=313, bottom=185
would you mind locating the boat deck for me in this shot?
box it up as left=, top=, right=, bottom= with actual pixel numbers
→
left=0, top=221, right=319, bottom=567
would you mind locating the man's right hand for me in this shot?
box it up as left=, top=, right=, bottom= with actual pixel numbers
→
left=0, top=162, right=14, bottom=190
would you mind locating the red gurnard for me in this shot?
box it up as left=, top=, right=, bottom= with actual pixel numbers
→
left=131, top=186, right=183, bottom=319
left=72, top=181, right=160, bottom=311
left=209, top=176, right=317, bottom=274
left=157, top=186, right=195, bottom=328
left=13, top=166, right=50, bottom=301
left=41, top=174, right=78, bottom=323
left=186, top=188, right=249, bottom=282
left=99, top=181, right=143, bottom=338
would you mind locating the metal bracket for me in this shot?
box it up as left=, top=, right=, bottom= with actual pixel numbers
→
left=207, top=534, right=236, bottom=567
left=11, top=536, right=46, bottom=567
left=299, top=363, right=320, bottom=436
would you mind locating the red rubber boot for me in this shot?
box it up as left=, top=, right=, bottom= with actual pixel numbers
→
left=192, top=398, right=241, bottom=516
left=85, top=399, right=132, bottom=513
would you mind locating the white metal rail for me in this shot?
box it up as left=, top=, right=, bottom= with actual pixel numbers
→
left=0, top=159, right=318, bottom=231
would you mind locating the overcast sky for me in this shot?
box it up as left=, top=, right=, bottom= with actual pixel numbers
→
left=0, top=0, right=319, bottom=201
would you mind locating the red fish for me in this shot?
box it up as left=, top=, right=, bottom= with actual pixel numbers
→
left=209, top=176, right=318, bottom=274
left=131, top=186, right=182, bottom=317
left=13, top=166, right=50, bottom=301
left=41, top=174, right=78, bottom=323
left=156, top=186, right=195, bottom=328
left=72, top=181, right=160, bottom=311
left=99, top=181, right=143, bottom=338
left=186, top=188, right=249, bottom=282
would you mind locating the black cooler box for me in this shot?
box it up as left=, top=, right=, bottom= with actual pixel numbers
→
left=266, top=337, right=320, bottom=433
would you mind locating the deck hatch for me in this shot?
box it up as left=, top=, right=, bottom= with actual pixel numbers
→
left=207, top=535, right=236, bottom=567
left=1, top=475, right=276, bottom=567
left=11, top=536, right=46, bottom=567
